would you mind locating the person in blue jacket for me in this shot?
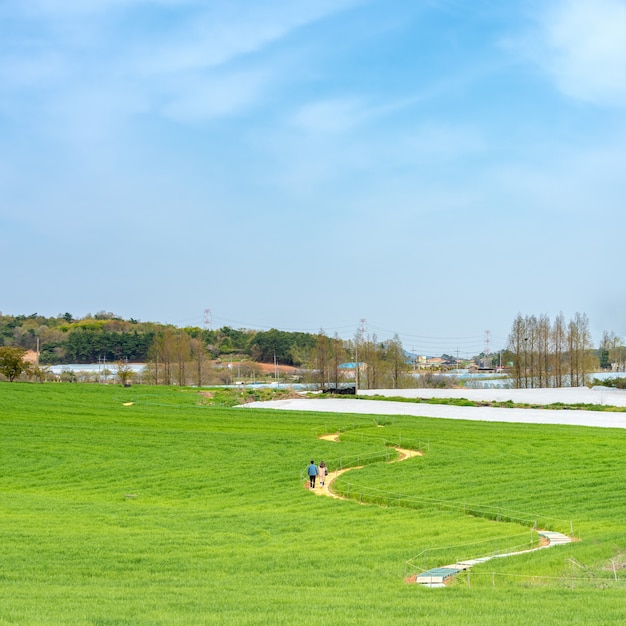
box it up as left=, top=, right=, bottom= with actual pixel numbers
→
left=307, top=460, right=318, bottom=489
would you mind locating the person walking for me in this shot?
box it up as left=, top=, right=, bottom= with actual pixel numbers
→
left=307, top=460, right=318, bottom=489
left=318, top=461, right=327, bottom=487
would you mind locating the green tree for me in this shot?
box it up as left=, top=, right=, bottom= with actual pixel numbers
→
left=312, top=330, right=332, bottom=390
left=115, top=361, right=134, bottom=386
left=384, top=333, right=406, bottom=389
left=0, top=347, right=30, bottom=381
left=600, top=331, right=625, bottom=371
left=190, top=337, right=208, bottom=387
left=30, top=364, right=51, bottom=383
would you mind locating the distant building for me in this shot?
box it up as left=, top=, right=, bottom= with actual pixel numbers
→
left=424, top=357, right=445, bottom=369
left=338, top=362, right=366, bottom=380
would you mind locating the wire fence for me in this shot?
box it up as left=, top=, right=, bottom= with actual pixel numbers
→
left=306, top=430, right=589, bottom=587
left=300, top=447, right=404, bottom=485
left=305, top=432, right=572, bottom=532
left=311, top=421, right=428, bottom=454
left=448, top=569, right=626, bottom=589
left=334, top=429, right=429, bottom=451
left=330, top=478, right=573, bottom=536
left=404, top=530, right=543, bottom=577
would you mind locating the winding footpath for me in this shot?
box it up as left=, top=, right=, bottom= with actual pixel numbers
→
left=311, top=434, right=422, bottom=500
left=243, top=391, right=596, bottom=586
left=310, top=433, right=573, bottom=587
left=413, top=529, right=573, bottom=587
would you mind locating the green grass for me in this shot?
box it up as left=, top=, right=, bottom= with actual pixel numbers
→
left=1, top=383, right=625, bottom=624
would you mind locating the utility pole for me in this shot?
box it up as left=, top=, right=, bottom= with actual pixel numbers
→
left=274, top=353, right=279, bottom=385
left=355, top=341, right=359, bottom=391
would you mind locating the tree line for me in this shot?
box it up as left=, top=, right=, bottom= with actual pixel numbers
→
left=309, top=330, right=414, bottom=390
left=0, top=312, right=421, bottom=388
left=506, top=312, right=625, bottom=388
left=5, top=310, right=623, bottom=389
left=0, top=312, right=319, bottom=366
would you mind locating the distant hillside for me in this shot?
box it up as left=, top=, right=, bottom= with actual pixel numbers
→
left=0, top=312, right=319, bottom=366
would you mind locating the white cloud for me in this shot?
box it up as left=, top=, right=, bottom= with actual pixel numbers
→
left=398, top=122, right=487, bottom=160
left=3, top=0, right=196, bottom=18
left=533, top=0, right=626, bottom=105
left=486, top=133, right=626, bottom=221
left=290, top=98, right=369, bottom=133
left=0, top=0, right=369, bottom=150
left=261, top=111, right=488, bottom=204
left=161, top=69, right=272, bottom=122
left=0, top=51, right=67, bottom=94
left=131, top=0, right=363, bottom=75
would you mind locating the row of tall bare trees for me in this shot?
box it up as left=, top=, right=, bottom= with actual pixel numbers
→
left=146, top=328, right=211, bottom=386
left=507, top=312, right=597, bottom=388
left=144, top=328, right=294, bottom=386
left=141, top=324, right=432, bottom=389
left=309, top=330, right=411, bottom=390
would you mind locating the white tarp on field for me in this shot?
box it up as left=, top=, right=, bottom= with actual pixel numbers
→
left=242, top=387, right=626, bottom=429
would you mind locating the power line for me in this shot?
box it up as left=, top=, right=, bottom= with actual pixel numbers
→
left=156, top=311, right=507, bottom=354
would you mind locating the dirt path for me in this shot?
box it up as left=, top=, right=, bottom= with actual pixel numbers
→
left=392, top=447, right=423, bottom=462
left=307, top=435, right=422, bottom=499
left=307, top=434, right=572, bottom=586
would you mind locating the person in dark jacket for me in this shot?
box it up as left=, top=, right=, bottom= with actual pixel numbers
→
left=307, top=460, right=318, bottom=489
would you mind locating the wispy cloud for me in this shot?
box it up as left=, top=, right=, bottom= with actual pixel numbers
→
left=129, top=0, right=364, bottom=75
left=160, top=68, right=273, bottom=122
left=0, top=0, right=365, bottom=124
left=289, top=97, right=370, bottom=133
left=524, top=0, right=626, bottom=106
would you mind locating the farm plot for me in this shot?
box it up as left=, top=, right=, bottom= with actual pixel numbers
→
left=1, top=383, right=625, bottom=624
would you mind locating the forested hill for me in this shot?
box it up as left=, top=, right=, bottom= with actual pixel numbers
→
left=0, top=312, right=319, bottom=366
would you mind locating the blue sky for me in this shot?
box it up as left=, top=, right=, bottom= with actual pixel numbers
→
left=2, top=0, right=626, bottom=356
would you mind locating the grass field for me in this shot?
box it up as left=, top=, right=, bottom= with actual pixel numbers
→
left=1, top=383, right=626, bottom=625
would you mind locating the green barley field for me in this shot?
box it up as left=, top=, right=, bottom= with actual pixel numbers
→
left=1, top=383, right=625, bottom=625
